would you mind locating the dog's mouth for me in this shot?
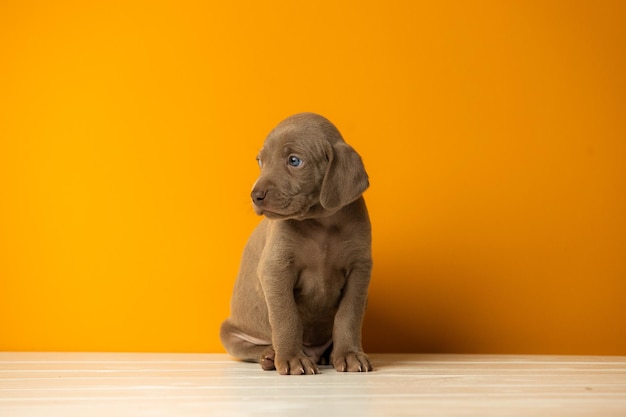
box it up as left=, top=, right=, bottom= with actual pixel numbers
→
left=256, top=208, right=287, bottom=219
left=255, top=206, right=304, bottom=220
left=256, top=203, right=329, bottom=221
left=254, top=196, right=319, bottom=220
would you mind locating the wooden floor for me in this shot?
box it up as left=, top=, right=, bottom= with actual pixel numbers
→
left=1, top=353, right=625, bottom=416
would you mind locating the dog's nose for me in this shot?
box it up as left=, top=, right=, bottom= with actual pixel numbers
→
left=251, top=189, right=266, bottom=206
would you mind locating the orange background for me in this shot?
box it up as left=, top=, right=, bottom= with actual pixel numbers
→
left=1, top=1, right=625, bottom=355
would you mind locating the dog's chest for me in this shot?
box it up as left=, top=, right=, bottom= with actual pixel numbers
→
left=293, top=227, right=349, bottom=307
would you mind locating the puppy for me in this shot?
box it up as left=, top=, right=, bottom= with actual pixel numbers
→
left=220, top=113, right=373, bottom=375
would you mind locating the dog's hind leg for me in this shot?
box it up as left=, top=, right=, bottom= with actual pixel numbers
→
left=220, top=320, right=275, bottom=370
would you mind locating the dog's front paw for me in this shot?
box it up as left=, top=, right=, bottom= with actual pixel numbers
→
left=275, top=352, right=319, bottom=375
left=333, top=351, right=373, bottom=372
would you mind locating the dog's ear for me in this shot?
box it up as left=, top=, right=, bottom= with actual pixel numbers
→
left=320, top=142, right=369, bottom=210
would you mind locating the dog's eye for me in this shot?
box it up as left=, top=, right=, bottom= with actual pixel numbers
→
left=287, top=155, right=303, bottom=167
left=256, top=158, right=262, bottom=168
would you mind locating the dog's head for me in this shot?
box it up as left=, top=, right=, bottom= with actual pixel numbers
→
left=251, top=113, right=369, bottom=220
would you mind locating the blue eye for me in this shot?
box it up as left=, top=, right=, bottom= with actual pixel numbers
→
left=288, top=155, right=303, bottom=167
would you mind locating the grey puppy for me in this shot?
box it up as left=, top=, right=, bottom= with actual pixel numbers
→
left=220, top=113, right=373, bottom=375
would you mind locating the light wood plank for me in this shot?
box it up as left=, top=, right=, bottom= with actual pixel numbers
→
left=1, top=353, right=625, bottom=417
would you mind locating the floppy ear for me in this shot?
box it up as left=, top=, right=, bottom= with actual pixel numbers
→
left=320, top=142, right=369, bottom=210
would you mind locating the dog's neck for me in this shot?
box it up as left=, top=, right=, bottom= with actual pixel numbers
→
left=287, top=197, right=364, bottom=230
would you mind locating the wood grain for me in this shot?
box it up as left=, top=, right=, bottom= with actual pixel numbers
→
left=1, top=353, right=625, bottom=416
